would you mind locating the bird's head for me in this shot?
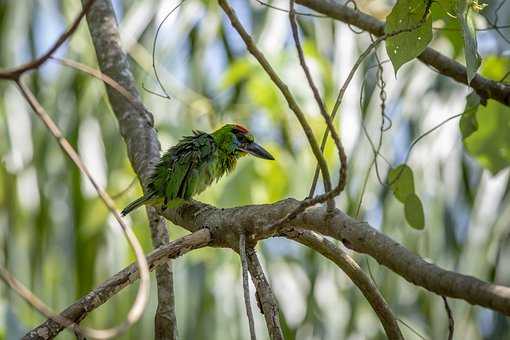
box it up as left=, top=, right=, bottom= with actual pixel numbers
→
left=212, top=124, right=275, bottom=160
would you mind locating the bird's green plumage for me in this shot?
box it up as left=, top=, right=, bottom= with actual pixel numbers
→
left=121, top=124, right=274, bottom=216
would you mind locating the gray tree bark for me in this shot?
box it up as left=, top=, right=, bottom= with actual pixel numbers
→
left=81, top=1, right=177, bottom=338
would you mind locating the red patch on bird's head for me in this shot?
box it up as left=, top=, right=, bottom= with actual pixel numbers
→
left=233, top=124, right=249, bottom=134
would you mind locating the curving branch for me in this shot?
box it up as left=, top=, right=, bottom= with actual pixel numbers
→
left=288, top=0, right=348, bottom=204
left=82, top=0, right=177, bottom=338
left=218, top=0, right=334, bottom=206
left=24, top=230, right=211, bottom=340
left=160, top=199, right=510, bottom=316
left=285, top=229, right=403, bottom=339
left=294, top=0, right=510, bottom=106
left=0, top=0, right=96, bottom=80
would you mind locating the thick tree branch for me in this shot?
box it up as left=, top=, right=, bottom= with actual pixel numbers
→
left=160, top=199, right=510, bottom=316
left=285, top=229, right=403, bottom=339
left=295, top=0, right=510, bottom=106
left=23, top=230, right=211, bottom=340
left=82, top=1, right=177, bottom=338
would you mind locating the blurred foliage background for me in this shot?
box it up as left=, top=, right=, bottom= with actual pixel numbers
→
left=1, top=0, right=510, bottom=339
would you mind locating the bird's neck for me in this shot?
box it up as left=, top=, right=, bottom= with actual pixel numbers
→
left=217, top=149, right=239, bottom=175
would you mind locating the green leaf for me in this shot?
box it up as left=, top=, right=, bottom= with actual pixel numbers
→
left=388, top=164, right=415, bottom=203
left=385, top=0, right=432, bottom=73
left=457, top=0, right=481, bottom=83
left=404, top=193, right=425, bottom=229
left=459, top=92, right=481, bottom=139
left=463, top=99, right=510, bottom=175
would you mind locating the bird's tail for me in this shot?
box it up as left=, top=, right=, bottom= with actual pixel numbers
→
left=121, top=194, right=155, bottom=216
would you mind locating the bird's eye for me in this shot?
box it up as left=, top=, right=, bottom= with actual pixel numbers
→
left=236, top=134, right=248, bottom=144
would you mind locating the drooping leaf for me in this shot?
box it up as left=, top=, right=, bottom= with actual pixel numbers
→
left=463, top=99, right=510, bottom=175
left=385, top=0, right=432, bottom=73
left=459, top=92, right=481, bottom=139
left=404, top=193, right=425, bottom=229
left=388, top=164, right=415, bottom=203
left=457, top=0, right=481, bottom=83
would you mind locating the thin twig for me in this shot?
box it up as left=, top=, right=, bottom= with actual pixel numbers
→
left=289, top=0, right=348, bottom=210
left=24, top=230, right=211, bottom=339
left=442, top=296, right=454, bottom=340
left=240, top=233, right=257, bottom=340
left=0, top=0, right=96, bottom=80
left=245, top=248, right=284, bottom=340
left=218, top=0, right=333, bottom=202
left=254, top=0, right=326, bottom=17
left=50, top=57, right=142, bottom=110
left=285, top=229, right=404, bottom=339
left=15, top=80, right=150, bottom=340
left=0, top=265, right=81, bottom=336
left=145, top=0, right=188, bottom=99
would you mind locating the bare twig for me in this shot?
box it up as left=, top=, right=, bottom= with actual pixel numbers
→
left=50, top=57, right=141, bottom=110
left=285, top=229, right=404, bottom=339
left=254, top=0, right=326, bottom=17
left=289, top=0, right=348, bottom=209
left=24, top=230, right=211, bottom=339
left=0, top=265, right=81, bottom=337
left=240, top=233, right=257, bottom=340
left=442, top=296, right=454, bottom=340
left=15, top=80, right=150, bottom=339
left=145, top=0, right=188, bottom=99
left=0, top=0, right=96, bottom=80
left=245, top=248, right=284, bottom=340
left=218, top=0, right=333, bottom=201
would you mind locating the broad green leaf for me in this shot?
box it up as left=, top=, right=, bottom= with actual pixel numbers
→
left=385, top=0, right=432, bottom=73
left=388, top=164, right=415, bottom=203
left=457, top=0, right=481, bottom=83
left=431, top=1, right=463, bottom=57
left=404, top=193, right=425, bottom=229
left=459, top=92, right=480, bottom=139
left=463, top=99, right=510, bottom=175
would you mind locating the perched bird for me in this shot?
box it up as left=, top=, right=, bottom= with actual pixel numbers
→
left=121, top=124, right=274, bottom=216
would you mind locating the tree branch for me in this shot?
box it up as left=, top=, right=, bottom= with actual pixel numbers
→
left=239, top=233, right=257, bottom=340
left=16, top=79, right=150, bottom=339
left=288, top=0, right=347, bottom=204
left=82, top=1, right=177, bottom=338
left=218, top=0, right=334, bottom=205
left=295, top=0, right=510, bottom=106
left=285, top=229, right=403, bottom=339
left=160, top=199, right=510, bottom=316
left=246, top=248, right=284, bottom=340
left=0, top=0, right=96, bottom=80
left=23, top=230, right=211, bottom=340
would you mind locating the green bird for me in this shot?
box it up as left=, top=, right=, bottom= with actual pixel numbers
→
left=121, top=124, right=274, bottom=216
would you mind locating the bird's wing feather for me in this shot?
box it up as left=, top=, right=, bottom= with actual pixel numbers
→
left=148, top=132, right=216, bottom=201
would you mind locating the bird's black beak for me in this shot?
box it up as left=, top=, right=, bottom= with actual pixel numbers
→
left=240, top=142, right=275, bottom=160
